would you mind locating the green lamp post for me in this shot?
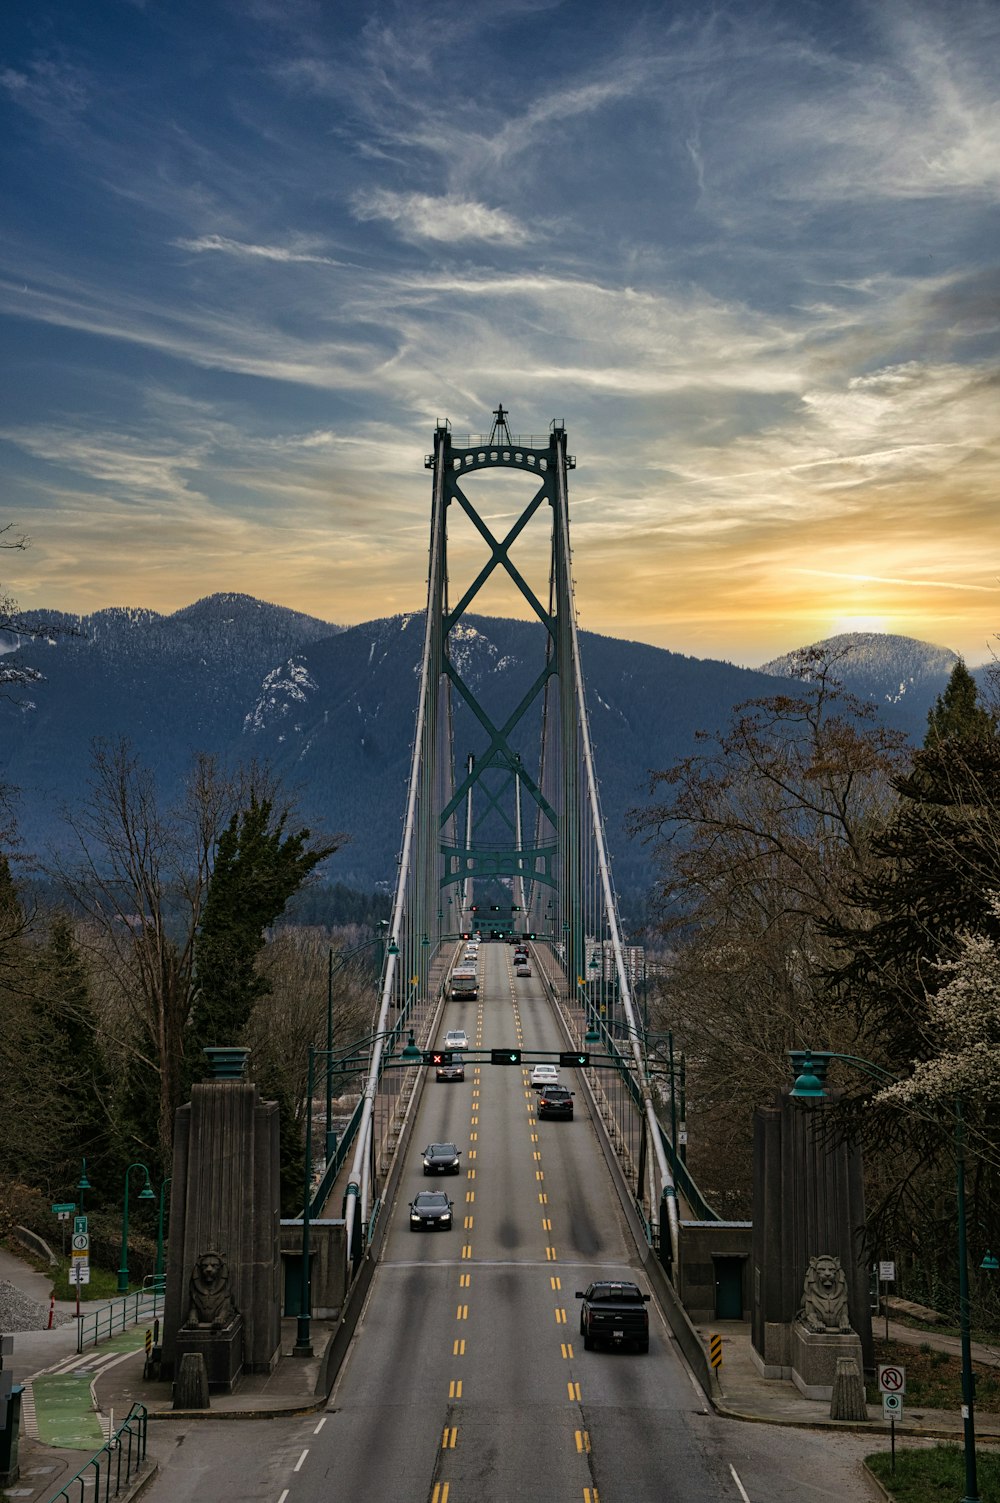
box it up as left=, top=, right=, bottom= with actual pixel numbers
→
left=76, top=1159, right=92, bottom=1215
left=117, top=1162, right=155, bottom=1293
left=294, top=1026, right=422, bottom=1359
left=155, top=1177, right=172, bottom=1283
left=789, top=1050, right=991, bottom=1503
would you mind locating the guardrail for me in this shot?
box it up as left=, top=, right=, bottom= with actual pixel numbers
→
left=76, top=1280, right=165, bottom=1354
left=46, top=1402, right=148, bottom=1503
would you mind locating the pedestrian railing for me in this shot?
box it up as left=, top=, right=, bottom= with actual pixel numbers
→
left=76, top=1279, right=165, bottom=1354
left=46, top=1402, right=148, bottom=1503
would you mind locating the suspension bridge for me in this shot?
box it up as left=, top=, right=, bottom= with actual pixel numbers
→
left=305, top=407, right=717, bottom=1294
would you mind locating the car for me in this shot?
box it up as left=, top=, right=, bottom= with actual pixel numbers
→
left=445, top=1029, right=469, bottom=1050
left=538, top=1083, right=574, bottom=1118
left=515, top=963, right=531, bottom=977
left=422, top=1142, right=462, bottom=1174
left=576, top=1281, right=651, bottom=1352
left=409, top=1190, right=454, bottom=1231
left=437, top=1053, right=465, bottom=1083
left=530, top=1064, right=559, bottom=1089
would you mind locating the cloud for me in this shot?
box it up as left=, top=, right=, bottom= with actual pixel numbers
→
left=175, top=235, right=347, bottom=267
left=351, top=190, right=531, bottom=245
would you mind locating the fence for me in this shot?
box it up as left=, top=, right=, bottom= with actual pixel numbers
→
left=76, top=1280, right=165, bottom=1354
left=46, top=1403, right=148, bottom=1503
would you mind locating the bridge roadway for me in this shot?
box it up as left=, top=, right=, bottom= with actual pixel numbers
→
left=141, top=943, right=877, bottom=1502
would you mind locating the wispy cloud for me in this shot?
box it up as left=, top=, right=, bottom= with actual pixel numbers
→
left=352, top=190, right=531, bottom=245
left=175, top=235, right=347, bottom=266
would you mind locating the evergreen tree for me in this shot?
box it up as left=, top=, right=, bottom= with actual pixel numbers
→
left=926, top=660, right=996, bottom=744
left=190, top=797, right=339, bottom=1051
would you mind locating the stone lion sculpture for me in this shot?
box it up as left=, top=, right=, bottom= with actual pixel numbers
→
left=184, top=1250, right=239, bottom=1330
left=796, top=1254, right=852, bottom=1334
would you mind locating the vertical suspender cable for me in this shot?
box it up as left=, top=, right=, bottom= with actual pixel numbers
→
left=551, top=427, right=680, bottom=1270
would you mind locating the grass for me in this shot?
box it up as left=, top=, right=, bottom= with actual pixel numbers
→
left=1, top=1236, right=138, bottom=1302
left=866, top=1444, right=1000, bottom=1502
left=868, top=1338, right=1000, bottom=1414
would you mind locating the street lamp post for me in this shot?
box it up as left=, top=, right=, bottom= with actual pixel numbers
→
left=76, top=1159, right=91, bottom=1215
left=155, top=1177, right=172, bottom=1283
left=325, top=926, right=391, bottom=1159
left=789, top=1050, right=988, bottom=1503
left=294, top=1026, right=423, bottom=1359
left=117, top=1162, right=155, bottom=1294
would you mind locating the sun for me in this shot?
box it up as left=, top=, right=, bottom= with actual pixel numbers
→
left=829, top=614, right=890, bottom=636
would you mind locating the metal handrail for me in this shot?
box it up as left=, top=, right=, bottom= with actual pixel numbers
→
left=46, top=1402, right=148, bottom=1503
left=76, top=1282, right=165, bottom=1353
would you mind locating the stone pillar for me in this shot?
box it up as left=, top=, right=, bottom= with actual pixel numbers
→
left=161, top=1049, right=281, bottom=1380
left=751, top=1089, right=873, bottom=1377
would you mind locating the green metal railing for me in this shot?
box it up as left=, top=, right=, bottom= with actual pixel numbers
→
left=76, top=1280, right=165, bottom=1354
left=47, top=1402, right=148, bottom=1503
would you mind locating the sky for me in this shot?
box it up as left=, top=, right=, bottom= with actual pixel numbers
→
left=1, top=0, right=998, bottom=668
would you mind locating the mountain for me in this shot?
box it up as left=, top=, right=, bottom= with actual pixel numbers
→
left=0, top=599, right=976, bottom=908
left=759, top=633, right=968, bottom=739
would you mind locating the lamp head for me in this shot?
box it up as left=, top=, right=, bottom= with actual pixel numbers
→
left=400, top=1029, right=422, bottom=1062
left=981, top=1250, right=999, bottom=1273
left=788, top=1050, right=832, bottom=1099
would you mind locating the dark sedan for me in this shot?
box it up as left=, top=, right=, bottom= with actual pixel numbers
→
left=422, top=1142, right=462, bottom=1174
left=409, top=1190, right=454, bottom=1231
left=538, top=1084, right=575, bottom=1119
left=436, top=1053, right=465, bottom=1082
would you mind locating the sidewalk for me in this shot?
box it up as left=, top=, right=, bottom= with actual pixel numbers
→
left=693, top=1317, right=1000, bottom=1440
left=5, top=1244, right=1000, bottom=1503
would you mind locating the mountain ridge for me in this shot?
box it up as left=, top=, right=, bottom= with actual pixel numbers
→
left=1, top=596, right=986, bottom=903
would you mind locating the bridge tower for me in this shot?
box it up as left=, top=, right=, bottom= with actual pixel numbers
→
left=420, top=406, right=582, bottom=980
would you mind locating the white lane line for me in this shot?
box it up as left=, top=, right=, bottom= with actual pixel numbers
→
left=278, top=1491, right=289, bottom=1503
left=730, top=1463, right=752, bottom=1503
left=293, top=1449, right=309, bottom=1472
left=313, top=1416, right=326, bottom=1434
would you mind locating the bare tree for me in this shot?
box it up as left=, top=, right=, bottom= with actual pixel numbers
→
left=632, top=649, right=906, bottom=1196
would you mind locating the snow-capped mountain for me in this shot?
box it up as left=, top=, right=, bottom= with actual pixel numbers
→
left=0, top=599, right=983, bottom=900
left=759, top=632, right=961, bottom=713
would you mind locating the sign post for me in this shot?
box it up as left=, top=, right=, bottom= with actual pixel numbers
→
left=71, top=1218, right=90, bottom=1319
left=878, top=1260, right=896, bottom=1340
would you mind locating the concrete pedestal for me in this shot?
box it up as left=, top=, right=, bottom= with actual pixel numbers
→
left=174, top=1317, right=244, bottom=1395
left=790, top=1323, right=864, bottom=1400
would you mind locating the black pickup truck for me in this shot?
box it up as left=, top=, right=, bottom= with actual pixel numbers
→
left=575, top=1280, right=651, bottom=1353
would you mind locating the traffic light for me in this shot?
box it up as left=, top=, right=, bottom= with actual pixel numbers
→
left=559, top=1051, right=590, bottom=1067
left=490, top=1048, right=522, bottom=1066
left=526, top=932, right=536, bottom=941
left=462, top=932, right=471, bottom=940
left=422, top=1050, right=454, bottom=1066
left=470, top=905, right=479, bottom=913
left=511, top=904, right=521, bottom=912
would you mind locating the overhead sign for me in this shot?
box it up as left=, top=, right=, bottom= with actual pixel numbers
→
left=490, top=1048, right=522, bottom=1065
left=878, top=1364, right=905, bottom=1393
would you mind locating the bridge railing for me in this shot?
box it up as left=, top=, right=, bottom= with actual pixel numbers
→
left=76, top=1280, right=165, bottom=1354
left=45, top=1402, right=148, bottom=1503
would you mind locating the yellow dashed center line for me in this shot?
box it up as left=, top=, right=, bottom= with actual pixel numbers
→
left=568, top=1380, right=581, bottom=1401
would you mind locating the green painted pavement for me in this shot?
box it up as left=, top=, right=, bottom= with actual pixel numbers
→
left=33, top=1325, right=150, bottom=1449
left=32, top=1374, right=104, bottom=1449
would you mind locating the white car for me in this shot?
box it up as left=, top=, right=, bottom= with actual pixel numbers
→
left=445, top=1029, right=469, bottom=1050
left=530, top=1064, right=559, bottom=1089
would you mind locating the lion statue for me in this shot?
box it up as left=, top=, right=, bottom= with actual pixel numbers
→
left=796, top=1254, right=852, bottom=1334
left=184, top=1250, right=239, bottom=1330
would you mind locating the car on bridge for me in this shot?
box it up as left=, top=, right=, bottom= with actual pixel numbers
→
left=436, top=1052, right=465, bottom=1082
left=515, top=961, right=532, bottom=977
left=530, top=1063, right=559, bottom=1089
left=538, top=1083, right=574, bottom=1118
left=422, top=1142, right=462, bottom=1174
left=409, top=1190, right=454, bottom=1231
left=576, top=1281, right=651, bottom=1353
left=445, top=1028, right=469, bottom=1050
